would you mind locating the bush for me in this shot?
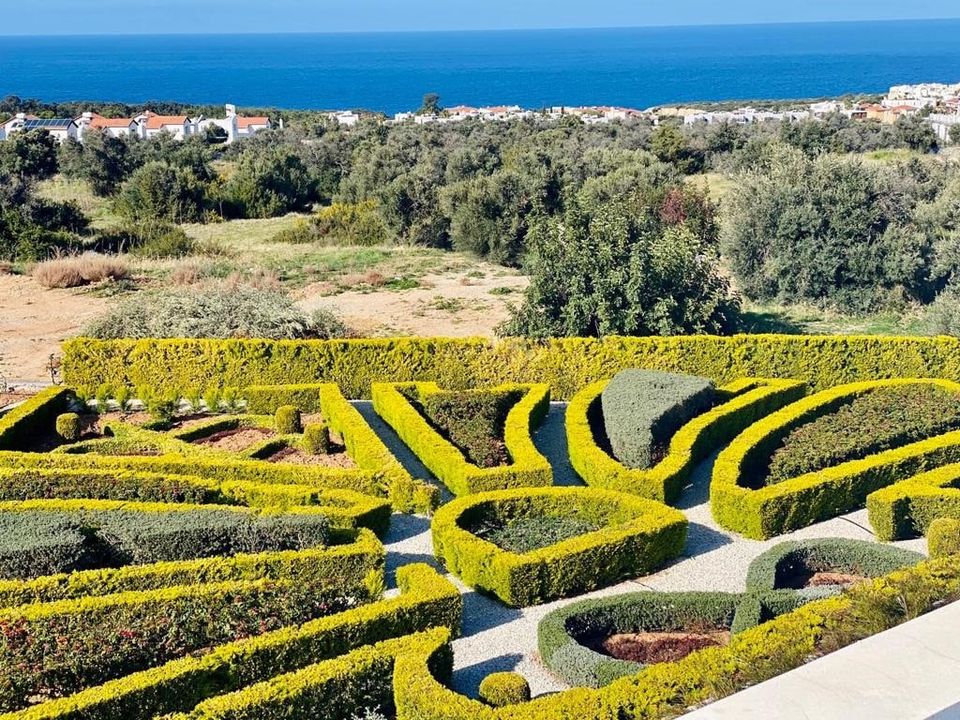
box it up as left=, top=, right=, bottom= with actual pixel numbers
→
left=83, top=287, right=348, bottom=340
left=55, top=413, right=81, bottom=441
left=0, top=386, right=75, bottom=451
left=766, top=383, right=960, bottom=484
left=431, top=487, right=687, bottom=607
left=303, top=423, right=332, bottom=455
left=274, top=201, right=389, bottom=246
left=373, top=382, right=552, bottom=496
left=600, top=370, right=715, bottom=470
left=115, top=161, right=208, bottom=224
left=31, top=252, right=130, bottom=289
left=567, top=377, right=806, bottom=503
left=924, top=282, right=960, bottom=335
left=275, top=405, right=302, bottom=434
left=223, top=146, right=315, bottom=218
left=928, top=518, right=960, bottom=558
left=478, top=672, right=530, bottom=707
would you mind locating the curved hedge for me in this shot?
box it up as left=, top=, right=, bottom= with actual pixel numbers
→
left=393, top=554, right=960, bottom=720
left=711, top=379, right=960, bottom=539
left=566, top=378, right=806, bottom=503
left=866, top=463, right=960, bottom=540
left=62, top=335, right=960, bottom=401
left=0, top=388, right=75, bottom=451
left=744, top=538, right=923, bottom=593
left=431, top=487, right=687, bottom=607
left=372, top=382, right=551, bottom=496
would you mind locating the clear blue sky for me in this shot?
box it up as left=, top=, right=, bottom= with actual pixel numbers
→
left=3, top=0, right=959, bottom=36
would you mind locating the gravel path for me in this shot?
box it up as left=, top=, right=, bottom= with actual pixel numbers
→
left=373, top=402, right=929, bottom=699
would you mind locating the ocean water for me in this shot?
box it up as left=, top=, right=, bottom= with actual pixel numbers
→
left=2, top=20, right=960, bottom=113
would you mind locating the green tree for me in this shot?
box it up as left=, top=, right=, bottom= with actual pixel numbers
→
left=59, top=130, right=135, bottom=196
left=503, top=186, right=738, bottom=338
left=115, top=161, right=208, bottom=224
left=895, top=115, right=938, bottom=153
left=223, top=146, right=315, bottom=218
left=418, top=93, right=442, bottom=115
left=650, top=125, right=703, bottom=174
left=0, top=130, right=58, bottom=182
left=949, top=124, right=960, bottom=145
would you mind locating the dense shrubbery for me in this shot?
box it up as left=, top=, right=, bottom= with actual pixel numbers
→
left=766, top=383, right=960, bottom=484
left=600, top=370, right=716, bottom=469
left=84, top=286, right=352, bottom=339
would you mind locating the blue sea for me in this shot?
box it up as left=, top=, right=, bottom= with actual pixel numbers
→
left=2, top=20, right=960, bottom=113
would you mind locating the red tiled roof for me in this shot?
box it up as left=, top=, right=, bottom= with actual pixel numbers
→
left=90, top=116, right=136, bottom=129
left=146, top=115, right=188, bottom=130
left=237, top=116, right=270, bottom=129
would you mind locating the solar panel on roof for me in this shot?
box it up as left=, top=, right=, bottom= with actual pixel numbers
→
left=23, top=119, right=73, bottom=129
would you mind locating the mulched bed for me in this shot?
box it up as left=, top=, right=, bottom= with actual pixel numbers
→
left=595, top=629, right=731, bottom=664
left=194, top=427, right=273, bottom=452
left=781, top=570, right=867, bottom=590
left=264, top=446, right=357, bottom=468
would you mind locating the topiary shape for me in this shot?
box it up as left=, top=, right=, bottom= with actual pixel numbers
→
left=55, top=412, right=82, bottom=442
left=275, top=405, right=302, bottom=434
left=478, top=672, right=530, bottom=707
left=303, top=423, right=332, bottom=455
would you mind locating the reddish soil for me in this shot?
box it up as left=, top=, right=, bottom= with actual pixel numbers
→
left=265, top=445, right=356, bottom=468
left=0, top=391, right=35, bottom=409
left=194, top=427, right=273, bottom=452
left=597, top=629, right=730, bottom=664
left=782, top=570, right=867, bottom=590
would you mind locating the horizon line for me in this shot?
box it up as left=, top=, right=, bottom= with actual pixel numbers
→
left=2, top=15, right=960, bottom=39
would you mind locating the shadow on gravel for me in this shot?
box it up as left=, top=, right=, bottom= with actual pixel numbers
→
left=534, top=403, right=584, bottom=488
left=385, top=513, right=431, bottom=543
left=452, top=653, right=524, bottom=697
left=461, top=590, right=523, bottom=636
left=683, top=522, right=733, bottom=557
left=676, top=453, right=719, bottom=510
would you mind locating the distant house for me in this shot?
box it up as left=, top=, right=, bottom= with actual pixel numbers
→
left=77, top=112, right=138, bottom=139
left=329, top=111, right=361, bottom=126
left=140, top=113, right=196, bottom=140
left=237, top=114, right=271, bottom=137
left=197, top=104, right=273, bottom=143
left=3, top=113, right=79, bottom=143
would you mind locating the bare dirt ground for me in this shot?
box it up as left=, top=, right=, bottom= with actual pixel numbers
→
left=296, top=268, right=528, bottom=338
left=0, top=266, right=528, bottom=382
left=0, top=274, right=108, bottom=383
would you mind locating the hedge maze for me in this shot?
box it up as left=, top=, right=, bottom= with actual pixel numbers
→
left=5, top=336, right=960, bottom=718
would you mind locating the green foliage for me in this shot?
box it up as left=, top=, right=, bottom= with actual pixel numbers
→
left=600, top=370, right=715, bottom=470
left=503, top=185, right=738, bottom=338
left=0, top=129, right=59, bottom=181
left=223, top=146, right=315, bottom=218
left=472, top=514, right=602, bottom=554
left=0, top=387, right=75, bottom=451
left=478, top=673, right=530, bottom=707
left=417, top=388, right=521, bottom=468
left=723, top=147, right=949, bottom=312
left=275, top=200, right=389, bottom=246
left=766, top=383, right=960, bottom=484
left=55, top=413, right=82, bottom=442
left=275, top=405, right=303, bottom=434
left=431, top=487, right=687, bottom=607
left=115, top=161, right=208, bottom=224
left=650, top=124, right=704, bottom=174
left=83, top=287, right=347, bottom=340
left=58, top=130, right=134, bottom=196
left=303, top=423, right=332, bottom=455
left=928, top=518, right=960, bottom=558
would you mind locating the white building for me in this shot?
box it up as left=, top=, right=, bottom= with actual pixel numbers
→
left=138, top=112, right=197, bottom=140
left=77, top=112, right=138, bottom=139
left=2, top=113, right=79, bottom=143
left=928, top=113, right=960, bottom=143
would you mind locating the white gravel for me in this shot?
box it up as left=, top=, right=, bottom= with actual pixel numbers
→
left=375, top=402, right=929, bottom=698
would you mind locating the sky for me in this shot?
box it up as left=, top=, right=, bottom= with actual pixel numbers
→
left=2, top=0, right=960, bottom=36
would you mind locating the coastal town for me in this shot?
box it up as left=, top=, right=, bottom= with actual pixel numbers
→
left=3, top=80, right=960, bottom=145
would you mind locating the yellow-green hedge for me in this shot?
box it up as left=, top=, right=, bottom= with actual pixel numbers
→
left=928, top=518, right=960, bottom=558
left=866, top=463, right=960, bottom=541
left=711, top=379, right=960, bottom=539
left=2, top=564, right=460, bottom=720
left=431, top=487, right=687, bottom=607
left=318, top=383, right=438, bottom=514
left=0, top=387, right=74, bottom=451
left=0, top=527, right=382, bottom=607
left=392, top=554, right=960, bottom=720
left=62, top=335, right=960, bottom=401
left=566, top=378, right=806, bottom=503
left=0, top=466, right=391, bottom=534
left=372, top=382, right=551, bottom=496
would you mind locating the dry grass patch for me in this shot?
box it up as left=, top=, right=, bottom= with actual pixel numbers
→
left=31, top=253, right=131, bottom=289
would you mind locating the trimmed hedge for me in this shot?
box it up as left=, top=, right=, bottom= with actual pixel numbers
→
left=538, top=591, right=742, bottom=688
left=0, top=502, right=331, bottom=580
left=567, top=378, right=806, bottom=503
left=0, top=527, right=382, bottom=607
left=0, top=467, right=391, bottom=535
left=393, top=554, right=960, bottom=720
left=711, top=379, right=960, bottom=539
left=432, top=487, right=687, bottom=607
left=4, top=564, right=460, bottom=720
left=62, top=335, right=960, bottom=401
left=55, top=414, right=81, bottom=442
left=0, top=388, right=75, bottom=451
left=866, top=464, right=960, bottom=540
left=744, top=538, right=923, bottom=593
left=240, top=383, right=326, bottom=414
left=600, top=370, right=715, bottom=470
left=928, top=518, right=960, bottom=558
left=479, top=673, right=530, bottom=707
left=373, top=382, right=551, bottom=496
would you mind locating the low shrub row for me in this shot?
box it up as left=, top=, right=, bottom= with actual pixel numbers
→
left=0, top=501, right=331, bottom=580
left=431, top=487, right=687, bottom=607
left=711, top=379, right=960, bottom=539
left=392, top=553, right=960, bottom=719
left=0, top=388, right=75, bottom=451
left=600, top=370, right=716, bottom=471
left=566, top=378, right=806, bottom=503
left=373, top=383, right=551, bottom=496
left=62, top=335, right=960, bottom=401
left=5, top=564, right=460, bottom=720
left=867, top=463, right=960, bottom=540
left=0, top=527, right=382, bottom=607
left=0, top=466, right=391, bottom=535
